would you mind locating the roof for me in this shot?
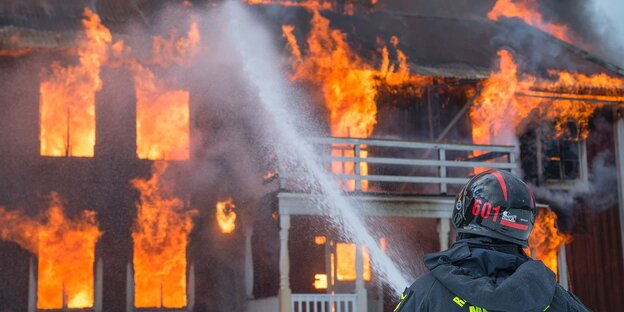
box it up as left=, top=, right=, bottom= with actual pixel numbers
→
left=250, top=4, right=624, bottom=79
left=1, top=1, right=622, bottom=80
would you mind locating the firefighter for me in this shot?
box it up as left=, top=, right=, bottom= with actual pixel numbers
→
left=394, top=170, right=590, bottom=312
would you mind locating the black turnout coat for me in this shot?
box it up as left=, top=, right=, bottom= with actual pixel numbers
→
left=394, top=237, right=590, bottom=312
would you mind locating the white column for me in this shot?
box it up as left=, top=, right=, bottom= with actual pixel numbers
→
left=355, top=243, right=368, bottom=312
left=557, top=244, right=569, bottom=290
left=95, top=258, right=103, bottom=312
left=278, top=214, right=292, bottom=312
left=27, top=257, right=36, bottom=312
left=187, top=262, right=195, bottom=311
left=616, top=117, right=624, bottom=262
left=244, top=221, right=255, bottom=299
left=438, top=218, right=450, bottom=251
left=126, top=261, right=134, bottom=312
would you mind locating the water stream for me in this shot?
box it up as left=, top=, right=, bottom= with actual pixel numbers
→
left=223, top=1, right=410, bottom=294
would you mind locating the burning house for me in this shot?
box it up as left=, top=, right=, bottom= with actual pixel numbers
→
left=0, top=0, right=623, bottom=312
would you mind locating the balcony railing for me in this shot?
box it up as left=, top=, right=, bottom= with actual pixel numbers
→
left=291, top=294, right=357, bottom=312
left=279, top=137, right=517, bottom=194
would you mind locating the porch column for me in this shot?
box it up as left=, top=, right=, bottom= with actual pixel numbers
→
left=126, top=261, right=134, bottom=312
left=244, top=221, right=254, bottom=299
left=28, top=257, right=36, bottom=312
left=95, top=258, right=103, bottom=312
left=187, top=262, right=195, bottom=311
left=279, top=214, right=292, bottom=312
left=438, top=218, right=450, bottom=251
left=557, top=244, right=569, bottom=290
left=616, top=117, right=624, bottom=262
left=355, top=243, right=368, bottom=312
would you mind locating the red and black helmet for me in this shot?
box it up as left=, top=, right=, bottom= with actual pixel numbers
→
left=452, top=169, right=537, bottom=247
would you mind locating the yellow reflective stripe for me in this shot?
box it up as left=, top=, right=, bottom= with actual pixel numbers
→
left=544, top=305, right=550, bottom=311
left=453, top=296, right=467, bottom=307
left=393, top=291, right=412, bottom=312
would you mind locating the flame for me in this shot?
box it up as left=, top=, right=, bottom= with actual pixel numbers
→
left=315, top=235, right=327, bottom=245
left=0, top=48, right=32, bottom=57
left=131, top=162, right=195, bottom=308
left=488, top=0, right=572, bottom=43
left=471, top=49, right=624, bottom=149
left=133, top=64, right=190, bottom=160
left=39, top=8, right=111, bottom=157
left=248, top=0, right=334, bottom=11
left=528, top=209, right=570, bottom=279
left=151, top=22, right=200, bottom=67
left=216, top=198, right=237, bottom=234
left=313, top=273, right=328, bottom=289
left=0, top=193, right=100, bottom=309
left=132, top=22, right=199, bottom=160
left=283, top=11, right=431, bottom=191
left=335, top=242, right=371, bottom=281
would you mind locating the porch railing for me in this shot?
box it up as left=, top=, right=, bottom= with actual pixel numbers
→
left=291, top=294, right=357, bottom=312
left=279, top=137, right=517, bottom=194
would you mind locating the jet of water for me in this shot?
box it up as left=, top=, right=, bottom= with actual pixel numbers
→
left=222, top=0, right=410, bottom=293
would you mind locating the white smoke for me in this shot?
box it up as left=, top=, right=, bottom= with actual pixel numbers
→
left=530, top=152, right=617, bottom=210
left=588, top=0, right=624, bottom=67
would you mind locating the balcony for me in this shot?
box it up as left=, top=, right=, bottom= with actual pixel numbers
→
left=269, top=137, right=518, bottom=312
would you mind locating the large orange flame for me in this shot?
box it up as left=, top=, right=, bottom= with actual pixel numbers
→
left=131, top=162, right=195, bottom=308
left=471, top=49, right=624, bottom=148
left=488, top=0, right=572, bottom=43
left=0, top=193, right=100, bottom=309
left=133, top=22, right=199, bottom=161
left=283, top=10, right=431, bottom=191
left=216, top=198, right=237, bottom=234
left=133, top=64, right=191, bottom=160
left=39, top=8, right=111, bottom=157
left=529, top=208, right=570, bottom=279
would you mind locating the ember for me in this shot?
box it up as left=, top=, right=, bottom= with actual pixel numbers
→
left=0, top=193, right=100, bottom=309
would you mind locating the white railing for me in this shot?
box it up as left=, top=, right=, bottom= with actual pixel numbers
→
left=291, top=294, right=357, bottom=312
left=280, top=137, right=517, bottom=194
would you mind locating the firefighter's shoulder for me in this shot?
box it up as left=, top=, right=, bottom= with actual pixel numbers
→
left=394, top=273, right=440, bottom=312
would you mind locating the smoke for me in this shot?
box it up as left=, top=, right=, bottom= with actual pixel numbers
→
left=584, top=0, right=624, bottom=67
left=530, top=151, right=618, bottom=211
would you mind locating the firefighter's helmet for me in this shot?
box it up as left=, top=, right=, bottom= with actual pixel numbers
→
left=452, top=170, right=536, bottom=247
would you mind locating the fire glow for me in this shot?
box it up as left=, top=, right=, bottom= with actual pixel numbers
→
left=0, top=193, right=100, bottom=309
left=216, top=198, right=237, bottom=234
left=282, top=9, right=430, bottom=191
left=39, top=8, right=111, bottom=157
left=335, top=242, right=371, bottom=282
left=131, top=162, right=195, bottom=308
left=488, top=0, right=572, bottom=43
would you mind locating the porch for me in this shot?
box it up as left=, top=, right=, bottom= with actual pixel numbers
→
left=264, top=137, right=518, bottom=312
